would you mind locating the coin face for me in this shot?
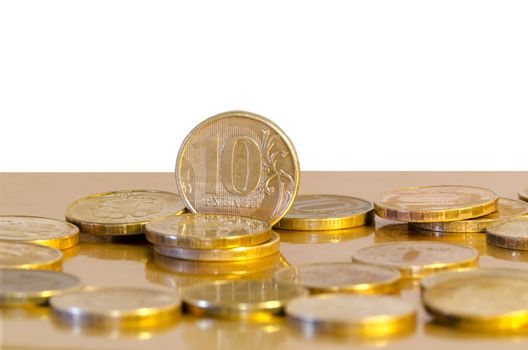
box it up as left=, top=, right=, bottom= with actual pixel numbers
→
left=0, top=241, right=63, bottom=270
left=66, top=190, right=186, bottom=235
left=176, top=111, right=300, bottom=226
left=0, top=216, right=79, bottom=249
left=375, top=185, right=498, bottom=222
left=486, top=217, right=528, bottom=250
left=273, top=263, right=401, bottom=294
left=274, top=194, right=373, bottom=230
left=351, top=241, right=479, bottom=278
left=146, top=214, right=271, bottom=249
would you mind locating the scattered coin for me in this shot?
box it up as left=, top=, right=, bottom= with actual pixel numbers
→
left=0, top=241, right=63, bottom=270
left=175, top=110, right=300, bottom=226
left=519, top=186, right=528, bottom=202
left=486, top=216, right=528, bottom=250
left=375, top=185, right=498, bottom=222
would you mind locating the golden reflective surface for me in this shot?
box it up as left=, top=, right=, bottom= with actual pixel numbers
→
left=3, top=172, right=528, bottom=350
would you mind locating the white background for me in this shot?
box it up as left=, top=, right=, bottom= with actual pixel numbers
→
left=1, top=1, right=527, bottom=171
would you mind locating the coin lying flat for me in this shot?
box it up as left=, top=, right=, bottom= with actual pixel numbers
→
left=519, top=187, right=528, bottom=202
left=375, top=185, right=498, bottom=222
left=412, top=198, right=528, bottom=233
left=176, top=110, right=300, bottom=226
left=273, top=263, right=401, bottom=294
left=0, top=269, right=81, bottom=306
left=146, top=214, right=271, bottom=249
left=286, top=294, right=416, bottom=337
left=65, top=190, right=186, bottom=235
left=276, top=225, right=374, bottom=244
left=50, top=287, right=181, bottom=328
left=486, top=216, right=528, bottom=250
left=181, top=280, right=307, bottom=320
left=423, top=272, right=528, bottom=331
left=351, top=241, right=479, bottom=278
left=155, top=232, right=281, bottom=261
left=0, top=216, right=79, bottom=249
left=274, top=194, right=373, bottom=230
left=0, top=241, right=63, bottom=270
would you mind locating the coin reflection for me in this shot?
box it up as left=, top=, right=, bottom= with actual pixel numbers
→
left=425, top=320, right=528, bottom=339
left=275, top=225, right=373, bottom=244
left=78, top=237, right=151, bottom=262
left=486, top=244, right=528, bottom=262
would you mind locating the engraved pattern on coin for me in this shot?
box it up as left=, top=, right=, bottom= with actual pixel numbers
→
left=0, top=216, right=78, bottom=240
left=284, top=195, right=373, bottom=219
left=0, top=270, right=80, bottom=294
left=487, top=217, right=528, bottom=238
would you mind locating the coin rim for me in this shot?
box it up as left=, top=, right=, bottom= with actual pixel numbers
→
left=0, top=241, right=63, bottom=271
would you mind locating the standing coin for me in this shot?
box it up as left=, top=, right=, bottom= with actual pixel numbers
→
left=375, top=185, right=498, bottom=222
left=176, top=111, right=300, bottom=226
left=65, top=190, right=186, bottom=235
left=274, top=194, right=373, bottom=230
left=519, top=186, right=528, bottom=202
left=0, top=216, right=79, bottom=249
left=0, top=241, right=63, bottom=270
left=486, top=217, right=528, bottom=250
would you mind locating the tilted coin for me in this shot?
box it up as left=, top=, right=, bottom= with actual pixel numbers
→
left=0, top=215, right=79, bottom=249
left=423, top=272, right=528, bottom=331
left=486, top=216, right=528, bottom=250
left=375, top=185, right=498, bottom=222
left=181, top=279, right=307, bottom=320
left=274, top=194, right=374, bottom=230
left=273, top=262, right=401, bottom=294
left=146, top=214, right=271, bottom=249
left=519, top=186, right=528, bottom=202
left=0, top=269, right=81, bottom=306
left=175, top=110, right=300, bottom=226
left=286, top=294, right=416, bottom=337
left=275, top=225, right=373, bottom=244
left=50, top=287, right=181, bottom=328
left=0, top=241, right=63, bottom=270
left=154, top=232, right=281, bottom=261
left=65, top=190, right=186, bottom=235
left=412, top=198, right=528, bottom=233
left=351, top=241, right=479, bottom=278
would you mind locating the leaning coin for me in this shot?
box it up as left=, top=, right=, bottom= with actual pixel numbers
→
left=146, top=214, right=271, bottom=249
left=273, top=262, right=401, bottom=294
left=176, top=110, right=300, bottom=226
left=519, top=186, right=528, bottom=202
left=50, top=287, right=181, bottom=328
left=412, top=198, right=528, bottom=233
left=274, top=194, right=374, bottom=230
left=375, top=185, right=498, bottom=222
left=286, top=294, right=416, bottom=337
left=0, top=215, right=79, bottom=249
left=65, top=189, right=186, bottom=235
left=0, top=241, right=63, bottom=270
left=486, top=217, right=528, bottom=250
left=351, top=241, right=479, bottom=278
left=0, top=269, right=81, bottom=306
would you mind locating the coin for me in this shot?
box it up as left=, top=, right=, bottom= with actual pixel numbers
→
left=0, top=269, right=81, bottom=306
left=155, top=232, right=281, bottom=261
left=273, top=263, right=401, bottom=294
left=486, top=216, right=528, bottom=250
left=0, top=215, right=79, bottom=249
left=519, top=186, right=528, bottom=202
left=146, top=214, right=271, bottom=249
left=423, top=272, right=528, bottom=331
left=50, top=287, right=181, bottom=328
left=286, top=294, right=416, bottom=337
left=175, top=110, right=300, bottom=226
left=0, top=241, right=63, bottom=270
left=412, top=198, right=528, bottom=233
left=351, top=241, right=479, bottom=278
left=273, top=194, right=373, bottom=230
left=375, top=185, right=498, bottom=222
left=65, top=190, right=186, bottom=235
left=181, top=279, right=307, bottom=320
left=275, top=225, right=374, bottom=244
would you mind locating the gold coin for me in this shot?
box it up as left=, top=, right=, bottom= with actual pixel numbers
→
left=65, top=189, right=186, bottom=235
left=486, top=216, right=528, bottom=250
left=412, top=198, right=528, bottom=233
left=181, top=279, right=307, bottom=320
left=0, top=241, right=63, bottom=270
left=154, top=232, right=281, bottom=261
left=285, top=294, right=416, bottom=337
left=273, top=262, right=401, bottom=294
left=175, top=110, right=300, bottom=226
left=0, top=269, right=81, bottom=306
left=519, top=186, right=528, bottom=202
left=146, top=214, right=271, bottom=249
left=375, top=185, right=498, bottom=222
left=274, top=194, right=374, bottom=230
left=50, top=287, right=180, bottom=328
left=351, top=241, right=479, bottom=278
left=423, top=271, right=528, bottom=331
left=0, top=215, right=79, bottom=249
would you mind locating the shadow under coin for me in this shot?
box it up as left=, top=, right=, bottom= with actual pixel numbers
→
left=486, top=243, right=528, bottom=262
left=274, top=225, right=374, bottom=244
left=77, top=234, right=151, bottom=262
left=425, top=320, right=528, bottom=341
